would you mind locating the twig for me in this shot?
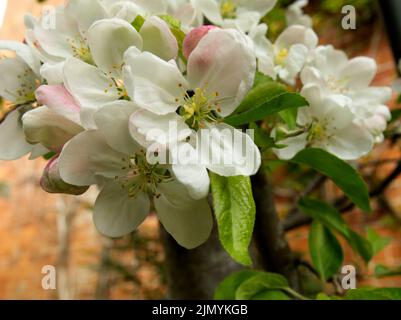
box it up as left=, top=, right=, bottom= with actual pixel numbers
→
left=283, top=161, right=401, bottom=231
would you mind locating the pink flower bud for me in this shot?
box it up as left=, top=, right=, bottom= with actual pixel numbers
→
left=183, top=25, right=218, bottom=59
left=35, top=85, right=81, bottom=123
left=41, top=156, right=89, bottom=195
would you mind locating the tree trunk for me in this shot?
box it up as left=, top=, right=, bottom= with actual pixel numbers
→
left=251, top=171, right=300, bottom=291
left=160, top=222, right=243, bottom=300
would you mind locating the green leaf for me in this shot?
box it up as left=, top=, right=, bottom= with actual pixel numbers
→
left=234, top=77, right=286, bottom=114
left=375, top=265, right=401, bottom=277
left=390, top=108, right=401, bottom=124
left=235, top=272, right=290, bottom=300
left=131, top=15, right=145, bottom=32
left=225, top=92, right=308, bottom=127
left=299, top=198, right=373, bottom=263
left=251, top=290, right=291, bottom=300
left=253, top=71, right=274, bottom=87
left=214, top=270, right=260, bottom=300
left=366, top=227, right=391, bottom=256
left=298, top=198, right=351, bottom=237
left=292, top=148, right=371, bottom=212
left=210, top=174, right=256, bottom=266
left=158, top=15, right=181, bottom=29
left=249, top=122, right=277, bottom=149
left=279, top=108, right=298, bottom=130
left=159, top=15, right=187, bottom=64
left=316, top=293, right=341, bottom=300
left=309, top=220, right=343, bottom=281
left=43, top=151, right=56, bottom=160
left=347, top=230, right=373, bottom=263
left=345, top=288, right=401, bottom=300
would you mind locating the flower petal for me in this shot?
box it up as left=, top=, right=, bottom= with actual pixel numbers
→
left=87, top=18, right=143, bottom=76
left=276, top=25, right=318, bottom=50
left=326, top=124, right=373, bottom=160
left=155, top=181, right=213, bottom=249
left=107, top=1, right=146, bottom=22
left=339, top=57, right=377, bottom=90
left=0, top=109, right=33, bottom=160
left=278, top=43, right=308, bottom=85
left=66, top=0, right=108, bottom=34
left=40, top=62, right=65, bottom=85
left=139, top=16, right=178, bottom=61
left=193, top=0, right=223, bottom=25
left=22, top=106, right=83, bottom=152
left=123, top=50, right=188, bottom=115
left=199, top=123, right=261, bottom=176
left=94, top=181, right=149, bottom=238
left=129, top=109, right=191, bottom=147
left=0, top=57, right=38, bottom=104
left=35, top=85, right=81, bottom=124
left=235, top=0, right=277, bottom=17
left=59, top=130, right=128, bottom=186
left=187, top=28, right=256, bottom=117
left=63, top=57, right=120, bottom=129
left=29, top=143, right=50, bottom=160
left=29, top=6, right=81, bottom=60
left=273, top=132, right=307, bottom=160
left=94, top=100, right=140, bottom=154
left=171, top=142, right=210, bottom=200
left=0, top=41, right=41, bottom=74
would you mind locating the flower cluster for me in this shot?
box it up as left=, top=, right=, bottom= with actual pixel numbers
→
left=0, top=0, right=392, bottom=248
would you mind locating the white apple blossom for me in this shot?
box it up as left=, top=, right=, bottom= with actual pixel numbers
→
left=286, top=0, right=312, bottom=28
left=193, top=0, right=276, bottom=33
left=0, top=41, right=46, bottom=160
left=250, top=25, right=318, bottom=85
left=62, top=16, right=178, bottom=129
left=273, top=84, right=374, bottom=161
left=302, top=45, right=392, bottom=142
left=125, top=28, right=261, bottom=199
left=167, top=0, right=204, bottom=31
left=58, top=102, right=213, bottom=248
left=24, top=5, right=92, bottom=64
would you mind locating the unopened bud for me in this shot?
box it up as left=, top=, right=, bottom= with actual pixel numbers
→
left=183, top=25, right=218, bottom=59
left=40, top=156, right=89, bottom=195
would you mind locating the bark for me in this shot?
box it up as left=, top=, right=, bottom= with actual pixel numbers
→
left=251, top=171, right=300, bottom=291
left=160, top=222, right=243, bottom=300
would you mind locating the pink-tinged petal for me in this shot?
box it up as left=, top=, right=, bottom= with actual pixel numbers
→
left=187, top=29, right=256, bottom=117
left=41, top=156, right=89, bottom=195
left=183, top=25, right=218, bottom=59
left=35, top=85, right=81, bottom=124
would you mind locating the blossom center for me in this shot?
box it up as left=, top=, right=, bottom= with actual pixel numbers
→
left=326, top=75, right=349, bottom=93
left=66, top=37, right=93, bottom=64
left=177, top=86, right=220, bottom=130
left=116, top=151, right=171, bottom=198
left=275, top=48, right=289, bottom=66
left=307, top=120, right=328, bottom=143
left=220, top=1, right=237, bottom=19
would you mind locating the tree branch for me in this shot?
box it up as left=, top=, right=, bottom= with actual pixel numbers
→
left=283, top=161, right=401, bottom=231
